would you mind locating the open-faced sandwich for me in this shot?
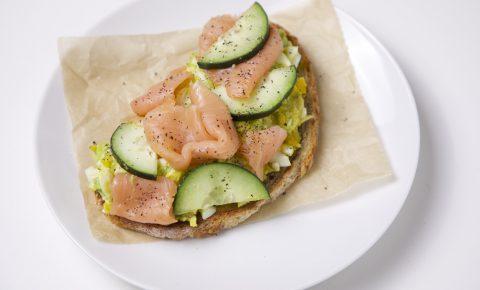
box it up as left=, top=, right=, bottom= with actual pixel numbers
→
left=84, top=2, right=319, bottom=239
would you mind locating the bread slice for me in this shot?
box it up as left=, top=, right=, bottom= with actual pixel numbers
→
left=105, top=25, right=320, bottom=239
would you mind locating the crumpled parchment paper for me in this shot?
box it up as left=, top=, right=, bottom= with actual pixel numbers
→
left=58, top=0, right=392, bottom=242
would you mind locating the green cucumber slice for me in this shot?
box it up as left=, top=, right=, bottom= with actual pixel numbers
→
left=213, top=65, right=297, bottom=121
left=110, top=122, right=157, bottom=180
left=198, top=2, right=270, bottom=69
left=173, top=163, right=269, bottom=216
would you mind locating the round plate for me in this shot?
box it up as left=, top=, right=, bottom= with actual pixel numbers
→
left=35, top=2, right=419, bottom=289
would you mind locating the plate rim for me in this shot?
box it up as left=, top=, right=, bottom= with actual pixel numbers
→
left=34, top=6, right=420, bottom=290
left=298, top=8, right=421, bottom=289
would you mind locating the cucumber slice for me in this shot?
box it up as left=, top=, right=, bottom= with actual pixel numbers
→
left=174, top=163, right=269, bottom=216
left=198, top=2, right=269, bottom=69
left=213, top=65, right=297, bottom=121
left=110, top=122, right=157, bottom=180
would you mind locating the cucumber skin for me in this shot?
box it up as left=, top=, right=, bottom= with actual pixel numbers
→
left=231, top=67, right=298, bottom=121
left=173, top=162, right=270, bottom=216
left=197, top=28, right=270, bottom=69
left=197, top=2, right=270, bottom=69
left=110, top=124, right=157, bottom=180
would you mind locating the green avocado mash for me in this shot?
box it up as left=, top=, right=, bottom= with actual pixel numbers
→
left=177, top=213, right=197, bottom=227
left=186, top=53, right=214, bottom=89
left=84, top=143, right=124, bottom=213
left=158, top=158, right=183, bottom=183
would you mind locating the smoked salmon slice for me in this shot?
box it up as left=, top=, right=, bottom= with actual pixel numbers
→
left=198, top=15, right=236, bottom=56
left=198, top=15, right=236, bottom=86
left=198, top=14, right=283, bottom=99
left=225, top=27, right=283, bottom=98
left=131, top=67, right=191, bottom=116
left=240, top=125, right=287, bottom=180
left=206, top=68, right=231, bottom=87
left=110, top=173, right=177, bottom=225
left=144, top=82, right=240, bottom=171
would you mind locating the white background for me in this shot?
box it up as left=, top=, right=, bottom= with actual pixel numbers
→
left=1, top=0, right=479, bottom=289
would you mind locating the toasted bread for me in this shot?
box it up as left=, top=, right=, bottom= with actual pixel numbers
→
left=104, top=25, right=320, bottom=239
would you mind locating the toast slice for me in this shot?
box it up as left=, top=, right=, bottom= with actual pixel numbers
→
left=103, top=24, right=320, bottom=239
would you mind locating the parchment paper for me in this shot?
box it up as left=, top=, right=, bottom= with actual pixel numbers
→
left=59, top=0, right=392, bottom=243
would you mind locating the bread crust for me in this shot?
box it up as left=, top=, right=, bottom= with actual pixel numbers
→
left=106, top=24, right=320, bottom=239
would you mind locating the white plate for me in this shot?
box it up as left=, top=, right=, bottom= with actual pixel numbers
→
left=35, top=1, right=419, bottom=289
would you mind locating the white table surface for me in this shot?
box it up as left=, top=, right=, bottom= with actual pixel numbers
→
left=1, top=0, right=479, bottom=289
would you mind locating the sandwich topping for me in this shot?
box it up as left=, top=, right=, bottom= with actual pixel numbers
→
left=224, top=26, right=283, bottom=99
left=131, top=67, right=192, bottom=116
left=239, top=125, right=287, bottom=180
left=143, top=81, right=240, bottom=171
left=85, top=2, right=311, bottom=227
left=110, top=173, right=177, bottom=225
